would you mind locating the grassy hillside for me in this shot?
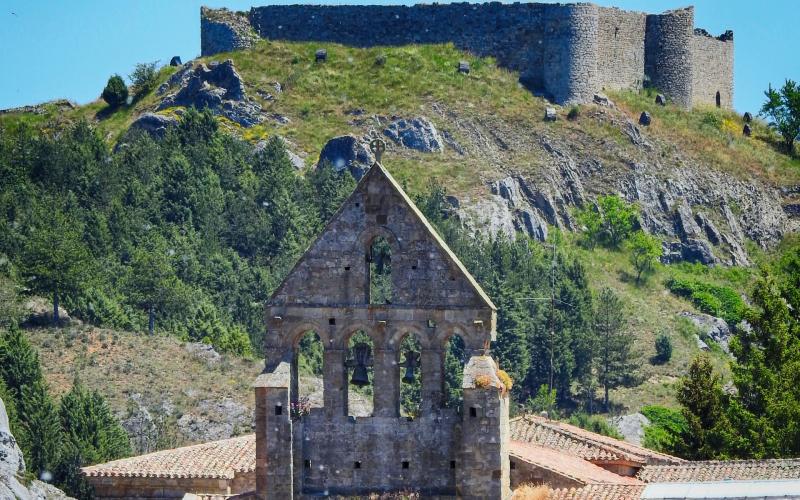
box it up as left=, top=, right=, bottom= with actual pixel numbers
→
left=2, top=39, right=796, bottom=426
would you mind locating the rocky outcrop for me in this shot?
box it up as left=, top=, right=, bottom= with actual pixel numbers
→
left=1, top=398, right=74, bottom=500
left=177, top=398, right=251, bottom=442
left=129, top=113, right=178, bottom=139
left=158, top=60, right=263, bottom=127
left=200, top=7, right=259, bottom=57
left=317, top=135, right=374, bottom=180
left=679, top=311, right=733, bottom=355
left=383, top=117, right=443, bottom=153
left=610, top=413, right=650, bottom=446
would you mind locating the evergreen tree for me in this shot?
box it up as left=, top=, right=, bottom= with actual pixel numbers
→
left=18, top=202, right=92, bottom=324
left=19, top=379, right=62, bottom=478
left=593, top=287, right=635, bottom=411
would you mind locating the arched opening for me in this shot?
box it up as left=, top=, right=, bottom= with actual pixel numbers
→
left=293, top=331, right=324, bottom=418
left=399, top=333, right=422, bottom=418
left=443, top=335, right=467, bottom=409
left=346, top=330, right=375, bottom=417
left=368, top=237, right=392, bottom=305
left=715, top=91, right=721, bottom=108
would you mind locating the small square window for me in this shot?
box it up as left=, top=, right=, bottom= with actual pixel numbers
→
left=402, top=461, right=409, bottom=469
left=411, top=265, right=417, bottom=270
left=344, top=266, right=351, bottom=271
left=275, top=405, right=283, bottom=416
left=354, top=461, right=361, bottom=469
left=450, top=460, right=456, bottom=469
left=304, top=459, right=311, bottom=469
left=355, top=202, right=360, bottom=207
left=376, top=214, right=388, bottom=224
left=328, top=318, right=336, bottom=325
left=469, top=407, right=477, bottom=418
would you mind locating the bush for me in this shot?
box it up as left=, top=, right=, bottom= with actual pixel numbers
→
left=665, top=276, right=746, bottom=324
left=102, top=75, right=128, bottom=107
left=654, top=333, right=672, bottom=364
left=567, top=412, right=623, bottom=439
left=496, top=369, right=513, bottom=393
left=129, top=61, right=159, bottom=97
left=567, top=106, right=580, bottom=121
left=641, top=405, right=687, bottom=453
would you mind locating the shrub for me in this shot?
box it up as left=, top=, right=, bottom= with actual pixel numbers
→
left=496, top=369, right=513, bottom=393
left=129, top=61, right=159, bottom=97
left=654, top=333, right=673, bottom=364
left=567, top=412, right=623, bottom=439
left=474, top=374, right=493, bottom=389
left=665, top=276, right=746, bottom=324
left=567, top=106, right=580, bottom=121
left=101, top=75, right=128, bottom=107
left=641, top=405, right=687, bottom=453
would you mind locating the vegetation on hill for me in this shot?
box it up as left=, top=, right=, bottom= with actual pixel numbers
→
left=2, top=40, right=799, bottom=465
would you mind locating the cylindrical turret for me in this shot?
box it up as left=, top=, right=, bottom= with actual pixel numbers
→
left=645, top=7, right=695, bottom=108
left=543, top=3, right=600, bottom=104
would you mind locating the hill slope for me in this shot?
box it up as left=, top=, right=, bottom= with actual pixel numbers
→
left=2, top=40, right=798, bottom=433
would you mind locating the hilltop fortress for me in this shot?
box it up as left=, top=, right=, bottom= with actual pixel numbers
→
left=201, top=3, right=733, bottom=109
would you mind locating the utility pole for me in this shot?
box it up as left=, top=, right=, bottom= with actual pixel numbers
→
left=518, top=242, right=572, bottom=395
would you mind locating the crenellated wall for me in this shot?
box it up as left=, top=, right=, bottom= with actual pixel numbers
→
left=201, top=3, right=733, bottom=108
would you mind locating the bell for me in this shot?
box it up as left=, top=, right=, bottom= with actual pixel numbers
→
left=351, top=365, right=371, bottom=387
left=400, top=350, right=420, bottom=384
left=402, top=365, right=416, bottom=384
left=347, top=342, right=373, bottom=387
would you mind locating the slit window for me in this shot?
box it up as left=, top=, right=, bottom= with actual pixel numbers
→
left=469, top=407, right=477, bottom=418
left=304, top=460, right=311, bottom=469
left=275, top=405, right=283, bottom=416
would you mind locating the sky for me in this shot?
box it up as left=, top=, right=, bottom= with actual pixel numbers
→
left=0, top=0, right=797, bottom=113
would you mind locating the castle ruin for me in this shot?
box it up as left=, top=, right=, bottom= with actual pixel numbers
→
left=254, top=146, right=510, bottom=499
left=201, top=3, right=733, bottom=109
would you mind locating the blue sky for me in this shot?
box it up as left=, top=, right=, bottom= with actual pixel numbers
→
left=0, top=1, right=797, bottom=113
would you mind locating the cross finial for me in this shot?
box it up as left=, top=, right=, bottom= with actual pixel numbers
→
left=370, top=138, right=385, bottom=164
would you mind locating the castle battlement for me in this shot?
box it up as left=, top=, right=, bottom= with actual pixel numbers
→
left=201, top=3, right=733, bottom=108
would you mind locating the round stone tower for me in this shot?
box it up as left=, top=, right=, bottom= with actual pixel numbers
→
left=645, top=7, right=695, bottom=108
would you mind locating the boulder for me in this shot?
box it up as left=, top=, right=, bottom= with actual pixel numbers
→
left=593, top=93, right=613, bottom=107
left=458, top=61, right=470, bottom=74
left=655, top=94, right=667, bottom=106
left=624, top=120, right=651, bottom=149
left=743, top=111, right=752, bottom=122
left=185, top=342, right=221, bottom=365
left=129, top=113, right=178, bottom=139
left=169, top=56, right=182, bottom=66
left=315, top=49, right=327, bottom=62
left=544, top=107, right=557, bottom=121
left=318, top=135, right=374, bottom=180
left=491, top=176, right=523, bottom=207
left=383, top=117, right=443, bottom=153
left=696, top=334, right=710, bottom=351
left=743, top=123, right=752, bottom=137
left=639, top=111, right=651, bottom=126
left=610, top=413, right=650, bottom=446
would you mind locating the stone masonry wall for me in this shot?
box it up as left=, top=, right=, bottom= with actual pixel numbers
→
left=692, top=31, right=734, bottom=108
left=201, top=3, right=733, bottom=108
left=597, top=7, right=647, bottom=91
left=645, top=7, right=695, bottom=108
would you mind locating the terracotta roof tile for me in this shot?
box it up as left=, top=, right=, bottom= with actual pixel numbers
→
left=549, top=484, right=646, bottom=500
left=510, top=441, right=642, bottom=486
left=638, top=458, right=800, bottom=483
left=82, top=434, right=255, bottom=479
left=510, top=415, right=683, bottom=466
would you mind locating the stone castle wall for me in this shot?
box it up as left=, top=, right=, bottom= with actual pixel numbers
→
left=201, top=3, right=733, bottom=108
left=692, top=30, right=734, bottom=108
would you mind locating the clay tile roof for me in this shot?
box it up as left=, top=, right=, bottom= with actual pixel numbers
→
left=81, top=434, right=255, bottom=480
left=637, top=458, right=800, bottom=483
left=510, top=441, right=643, bottom=486
left=510, top=415, right=684, bottom=466
left=549, top=484, right=646, bottom=500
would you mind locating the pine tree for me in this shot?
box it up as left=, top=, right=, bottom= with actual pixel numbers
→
left=593, top=287, right=636, bottom=411
left=19, top=379, right=62, bottom=477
